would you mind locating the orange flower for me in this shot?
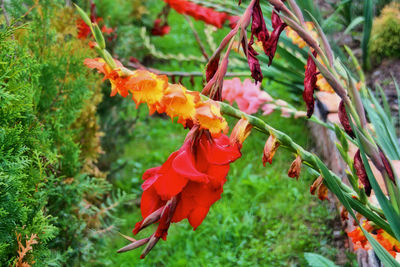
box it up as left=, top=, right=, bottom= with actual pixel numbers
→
left=195, top=100, right=228, bottom=136
left=286, top=22, right=317, bottom=49
left=162, top=84, right=199, bottom=125
left=316, top=74, right=334, bottom=93
left=348, top=221, right=400, bottom=257
left=84, top=58, right=129, bottom=97
left=128, top=70, right=168, bottom=114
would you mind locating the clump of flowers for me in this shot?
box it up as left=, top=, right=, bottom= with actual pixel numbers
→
left=222, top=78, right=306, bottom=118
left=222, top=78, right=271, bottom=114
left=348, top=221, right=400, bottom=257
left=84, top=58, right=228, bottom=135
left=164, top=0, right=238, bottom=29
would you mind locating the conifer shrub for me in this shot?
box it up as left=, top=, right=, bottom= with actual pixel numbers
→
left=370, top=2, right=400, bottom=65
left=0, top=1, right=124, bottom=265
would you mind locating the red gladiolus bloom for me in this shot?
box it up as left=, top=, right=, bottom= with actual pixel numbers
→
left=354, top=149, right=371, bottom=196
left=151, top=19, right=171, bottom=36
left=124, top=131, right=242, bottom=258
left=303, top=50, right=318, bottom=118
left=338, top=100, right=355, bottom=138
left=164, top=0, right=231, bottom=28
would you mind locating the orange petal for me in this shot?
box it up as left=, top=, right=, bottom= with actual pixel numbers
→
left=195, top=100, right=228, bottom=136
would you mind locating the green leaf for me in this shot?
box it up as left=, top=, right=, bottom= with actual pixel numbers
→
left=344, top=16, right=364, bottom=35
left=361, top=0, right=373, bottom=70
left=304, top=253, right=338, bottom=267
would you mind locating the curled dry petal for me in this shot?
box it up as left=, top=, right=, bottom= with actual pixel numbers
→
left=205, top=55, right=220, bottom=82
left=379, top=149, right=396, bottom=185
left=338, top=100, right=355, bottom=138
left=250, top=0, right=269, bottom=51
left=318, top=184, right=328, bottom=201
left=244, top=38, right=263, bottom=83
left=230, top=117, right=252, bottom=146
left=310, top=175, right=323, bottom=195
left=354, top=149, right=371, bottom=196
left=303, top=50, right=318, bottom=118
left=288, top=155, right=302, bottom=179
left=264, top=10, right=287, bottom=66
left=263, top=135, right=280, bottom=166
left=310, top=175, right=329, bottom=200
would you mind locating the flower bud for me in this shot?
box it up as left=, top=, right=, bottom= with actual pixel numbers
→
left=74, top=4, right=92, bottom=27
left=117, top=237, right=150, bottom=253
left=93, top=23, right=106, bottom=50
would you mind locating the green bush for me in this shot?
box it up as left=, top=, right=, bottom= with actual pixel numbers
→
left=0, top=1, right=123, bottom=265
left=370, top=2, right=400, bottom=64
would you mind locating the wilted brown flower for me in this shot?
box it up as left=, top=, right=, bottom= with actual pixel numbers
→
left=288, top=155, right=302, bottom=179
left=262, top=135, right=280, bottom=166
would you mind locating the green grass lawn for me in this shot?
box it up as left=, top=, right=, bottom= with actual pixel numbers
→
left=94, top=112, right=338, bottom=266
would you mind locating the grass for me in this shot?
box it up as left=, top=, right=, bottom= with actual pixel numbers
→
left=93, top=111, right=338, bottom=266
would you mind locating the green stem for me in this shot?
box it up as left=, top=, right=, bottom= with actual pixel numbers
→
left=218, top=101, right=392, bottom=233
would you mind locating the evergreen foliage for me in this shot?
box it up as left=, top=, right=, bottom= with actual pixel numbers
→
left=370, top=2, right=400, bottom=64
left=0, top=1, right=125, bottom=265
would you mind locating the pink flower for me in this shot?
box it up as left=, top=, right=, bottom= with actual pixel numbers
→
left=222, top=78, right=272, bottom=114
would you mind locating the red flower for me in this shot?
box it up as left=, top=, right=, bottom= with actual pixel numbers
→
left=77, top=18, right=91, bottom=39
left=120, top=130, right=242, bottom=258
left=303, top=50, right=318, bottom=118
left=164, top=0, right=231, bottom=28
left=151, top=18, right=171, bottom=36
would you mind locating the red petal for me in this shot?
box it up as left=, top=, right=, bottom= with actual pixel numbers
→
left=153, top=171, right=188, bottom=200
left=172, top=194, right=195, bottom=223
left=140, top=186, right=164, bottom=219
left=201, top=134, right=241, bottom=165
left=188, top=206, right=210, bottom=230
left=172, top=142, right=209, bottom=183
left=207, top=164, right=230, bottom=189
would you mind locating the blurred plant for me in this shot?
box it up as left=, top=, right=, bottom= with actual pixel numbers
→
left=76, top=0, right=400, bottom=264
left=369, top=2, right=400, bottom=66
